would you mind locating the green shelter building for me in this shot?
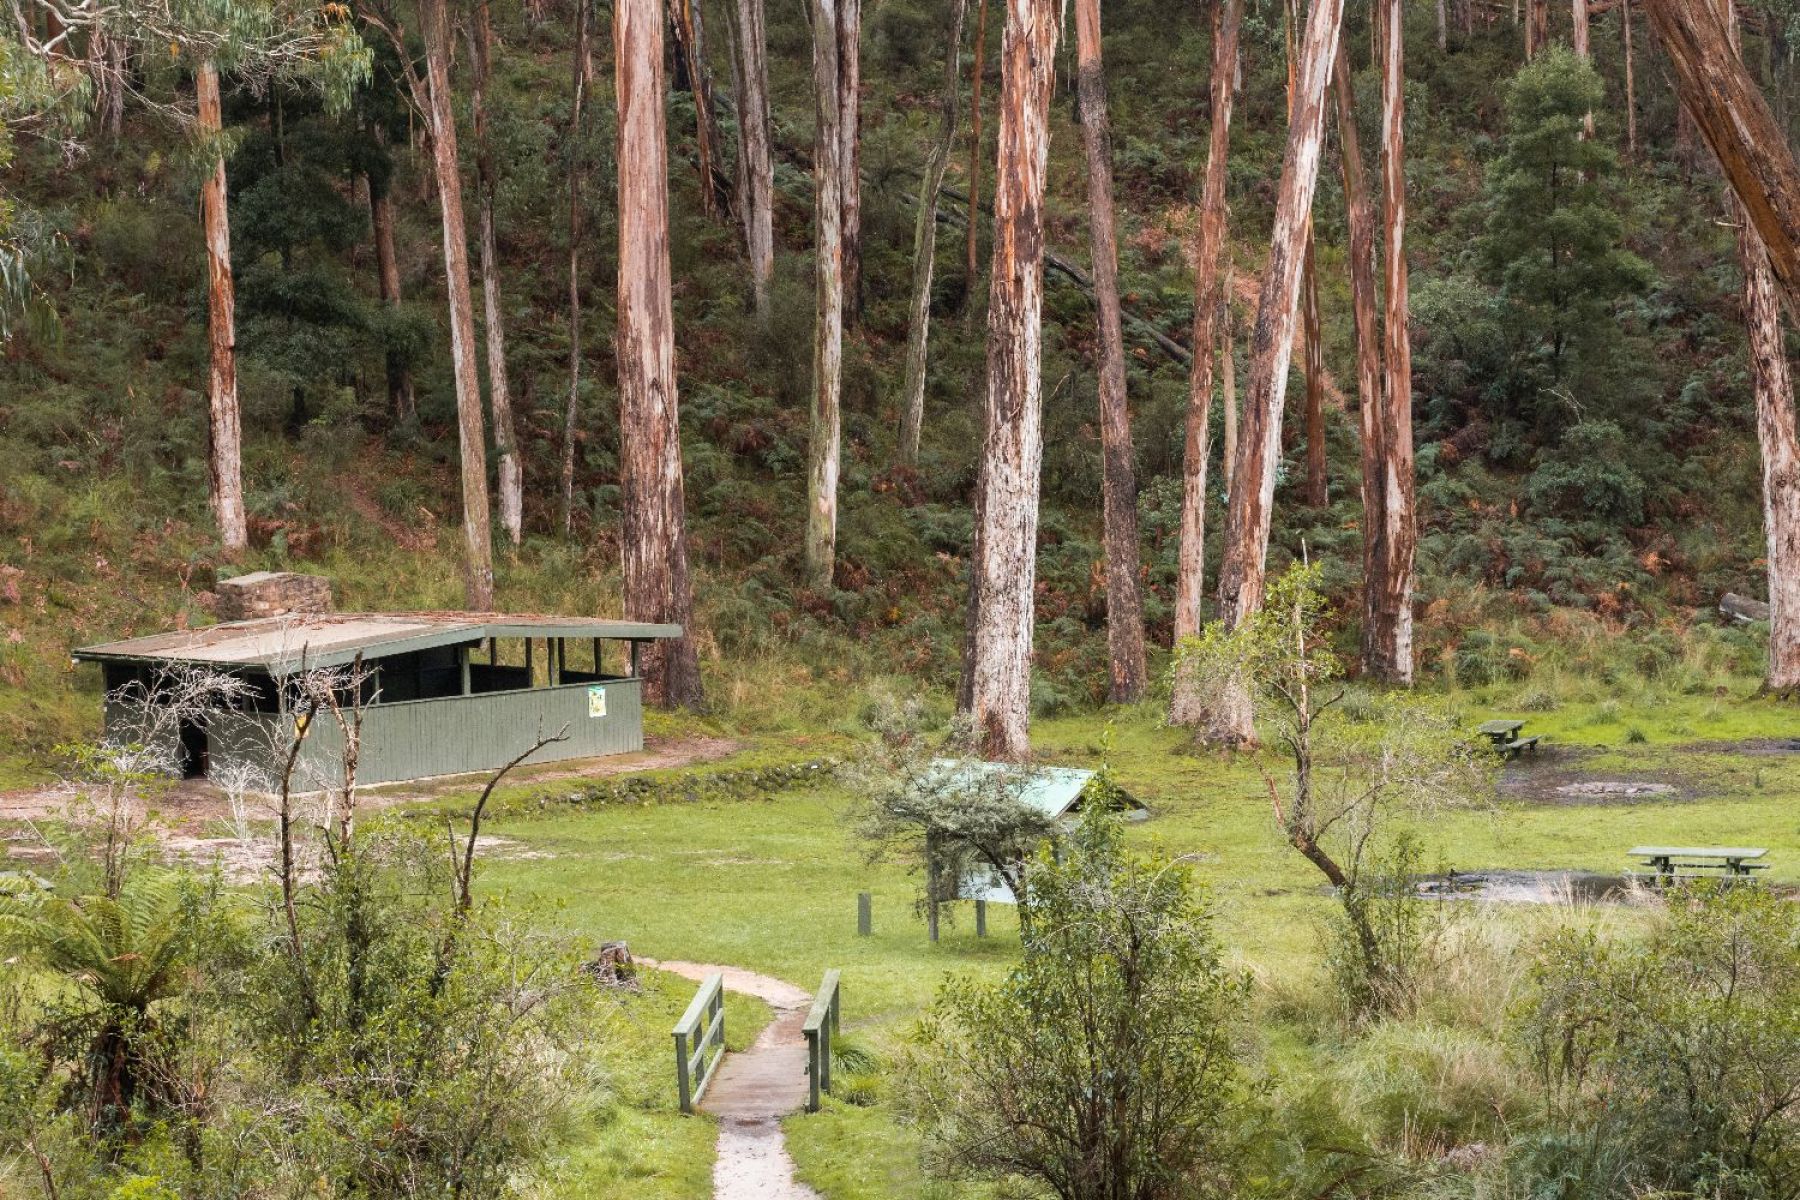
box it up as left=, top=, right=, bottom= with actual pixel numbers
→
left=74, top=610, right=682, bottom=786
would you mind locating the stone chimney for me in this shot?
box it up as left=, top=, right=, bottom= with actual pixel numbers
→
left=215, top=572, right=333, bottom=622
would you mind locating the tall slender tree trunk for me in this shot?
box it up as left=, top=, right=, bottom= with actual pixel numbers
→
left=1221, top=291, right=1237, bottom=496
left=1717, top=0, right=1800, bottom=695
left=898, top=0, right=968, bottom=465
left=807, top=0, right=845, bottom=591
left=1172, top=0, right=1242, bottom=691
left=1333, top=46, right=1386, bottom=676
left=839, top=0, right=864, bottom=323
left=1526, top=0, right=1548, bottom=58
left=1643, top=0, right=1800, bottom=309
left=1075, top=0, right=1147, bottom=704
left=1623, top=0, right=1637, bottom=158
left=963, top=0, right=1062, bottom=761
left=1371, top=0, right=1417, bottom=683
left=560, top=0, right=590, bottom=537
left=418, top=0, right=496, bottom=609
left=1209, top=0, right=1346, bottom=745
left=616, top=0, right=704, bottom=707
left=470, top=0, right=523, bottom=547
left=1572, top=0, right=1594, bottom=137
left=672, top=0, right=727, bottom=218
left=963, top=0, right=989, bottom=325
left=1302, top=236, right=1327, bottom=507
left=367, top=127, right=415, bottom=423
left=1436, top=0, right=1448, bottom=51
left=196, top=61, right=248, bottom=556
left=727, top=0, right=775, bottom=316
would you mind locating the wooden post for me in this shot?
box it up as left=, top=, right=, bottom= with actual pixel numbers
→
left=674, top=1027, right=693, bottom=1113
left=461, top=645, right=472, bottom=695
left=550, top=639, right=562, bottom=686
left=857, top=890, right=872, bottom=935
left=630, top=640, right=643, bottom=679
left=592, top=636, right=603, bottom=676
left=525, top=637, right=535, bottom=685
left=975, top=897, right=987, bottom=937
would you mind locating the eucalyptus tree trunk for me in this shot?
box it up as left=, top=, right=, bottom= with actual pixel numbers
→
left=1436, top=0, right=1447, bottom=51
left=727, top=0, right=775, bottom=316
left=839, top=0, right=864, bottom=323
left=196, top=59, right=248, bottom=556
left=1526, top=0, right=1548, bottom=58
left=807, top=0, right=844, bottom=590
left=1571, top=0, right=1594, bottom=137
left=672, top=0, right=727, bottom=219
left=1371, top=0, right=1417, bottom=684
left=963, top=0, right=1062, bottom=761
left=366, top=127, right=415, bottom=424
left=470, top=0, right=523, bottom=547
left=1718, top=0, right=1800, bottom=695
left=616, top=0, right=704, bottom=707
left=1302, top=238, right=1326, bottom=507
left=898, top=0, right=968, bottom=465
left=1172, top=0, right=1242, bottom=690
left=1643, top=0, right=1800, bottom=308
left=1333, top=47, right=1387, bottom=677
left=963, top=0, right=989, bottom=324
left=560, top=0, right=590, bottom=537
left=1221, top=293, right=1237, bottom=495
left=1209, top=0, right=1345, bottom=745
left=416, top=0, right=496, bottom=609
left=1075, top=0, right=1147, bottom=704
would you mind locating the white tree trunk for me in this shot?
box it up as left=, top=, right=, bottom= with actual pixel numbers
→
left=806, top=0, right=844, bottom=591
left=898, top=0, right=967, bottom=464
left=728, top=0, right=775, bottom=316
left=1209, top=0, right=1346, bottom=744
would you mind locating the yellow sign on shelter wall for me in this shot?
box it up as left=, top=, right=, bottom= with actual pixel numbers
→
left=587, top=686, right=607, bottom=719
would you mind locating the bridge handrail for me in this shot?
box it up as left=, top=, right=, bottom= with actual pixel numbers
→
left=672, top=972, right=726, bottom=1114
left=802, top=969, right=842, bottom=1112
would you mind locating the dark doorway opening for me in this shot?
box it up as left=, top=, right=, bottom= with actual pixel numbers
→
left=177, top=719, right=208, bottom=779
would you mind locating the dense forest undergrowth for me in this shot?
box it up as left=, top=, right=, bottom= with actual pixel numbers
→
left=0, top=0, right=1789, bottom=778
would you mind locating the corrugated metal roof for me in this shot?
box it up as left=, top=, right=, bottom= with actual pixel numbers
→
left=73, top=611, right=683, bottom=673
left=923, top=759, right=1143, bottom=819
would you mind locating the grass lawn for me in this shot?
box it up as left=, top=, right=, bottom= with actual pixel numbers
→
left=472, top=697, right=1800, bottom=1198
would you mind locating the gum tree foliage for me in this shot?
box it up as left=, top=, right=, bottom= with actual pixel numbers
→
left=1477, top=47, right=1652, bottom=442
left=1518, top=884, right=1800, bottom=1200
left=1174, top=564, right=1485, bottom=1016
left=898, top=808, right=1250, bottom=1200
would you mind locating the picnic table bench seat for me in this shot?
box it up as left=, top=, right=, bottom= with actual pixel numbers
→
left=1475, top=720, right=1543, bottom=759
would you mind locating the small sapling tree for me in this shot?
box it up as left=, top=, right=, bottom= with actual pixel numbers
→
left=1176, top=564, right=1486, bottom=1016
left=898, top=807, right=1249, bottom=1199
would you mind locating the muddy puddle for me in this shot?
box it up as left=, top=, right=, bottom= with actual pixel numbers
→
left=1415, top=869, right=1643, bottom=904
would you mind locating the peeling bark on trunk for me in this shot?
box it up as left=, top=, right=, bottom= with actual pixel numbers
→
left=1718, top=0, right=1800, bottom=695
left=367, top=127, right=415, bottom=424
left=1302, top=234, right=1327, bottom=507
left=1075, top=0, right=1147, bottom=704
left=470, top=0, right=523, bottom=548
left=1572, top=0, right=1594, bottom=137
left=1210, top=0, right=1346, bottom=745
left=196, top=60, right=247, bottom=556
left=672, top=0, right=728, bottom=219
left=1643, top=0, right=1800, bottom=307
left=1526, top=0, right=1548, bottom=58
left=1334, top=47, right=1387, bottom=677
left=1372, top=0, right=1417, bottom=684
left=560, top=0, right=590, bottom=537
left=963, top=0, right=1062, bottom=761
left=839, top=0, right=863, bottom=324
left=964, top=0, right=989, bottom=325
left=1221, top=295, right=1237, bottom=496
left=727, top=0, right=775, bottom=316
left=898, top=0, right=968, bottom=465
left=616, top=0, right=703, bottom=707
left=807, top=0, right=845, bottom=591
left=418, top=0, right=496, bottom=609
left=1172, top=0, right=1242, bottom=675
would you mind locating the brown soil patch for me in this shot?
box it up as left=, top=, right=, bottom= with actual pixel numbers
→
left=1494, top=745, right=1699, bottom=806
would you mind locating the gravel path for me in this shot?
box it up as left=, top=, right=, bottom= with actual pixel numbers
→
left=644, top=959, right=821, bottom=1200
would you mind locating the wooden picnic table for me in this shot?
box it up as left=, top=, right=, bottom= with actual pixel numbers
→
left=1476, top=719, right=1542, bottom=759
left=1630, top=845, right=1769, bottom=882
